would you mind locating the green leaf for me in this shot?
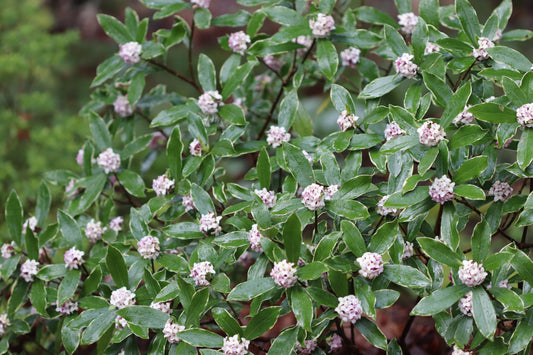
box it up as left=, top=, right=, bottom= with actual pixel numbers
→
left=411, top=285, right=470, bottom=315
left=219, top=104, right=246, bottom=125
left=511, top=249, right=533, bottom=287
left=383, top=264, right=431, bottom=288
left=509, top=308, right=533, bottom=354
left=186, top=288, right=210, bottom=328
left=488, top=287, right=524, bottom=313
left=70, top=173, right=107, bottom=216
left=469, top=103, right=517, bottom=124
left=471, top=219, right=490, bottom=263
left=353, top=278, right=376, bottom=318
left=91, top=56, right=123, bottom=87
left=89, top=113, right=112, bottom=152
left=359, top=75, right=404, bottom=99
left=81, top=310, right=116, bottom=345
left=198, top=54, right=217, bottom=92
left=6, top=190, right=23, bottom=246
left=268, top=327, right=298, bottom=354
left=288, top=286, right=313, bottom=331
left=419, top=0, right=439, bottom=27
left=283, top=142, right=314, bottom=187
left=368, top=221, right=398, bottom=254
left=118, top=170, right=145, bottom=197
left=297, top=262, right=327, bottom=280
left=221, top=62, right=256, bottom=100
left=58, top=269, right=81, bottom=305
left=316, top=39, right=338, bottom=80
left=263, top=6, right=306, bottom=26
left=36, top=182, right=51, bottom=227
left=487, top=46, right=532, bottom=72
left=354, top=7, right=398, bottom=27
left=518, top=129, right=533, bottom=170
left=97, top=14, right=134, bottom=44
left=503, top=76, right=529, bottom=107
left=58, top=210, right=83, bottom=249
left=453, top=156, right=488, bottom=184
left=472, top=287, right=496, bottom=340
left=423, top=71, right=452, bottom=107
left=128, top=72, right=145, bottom=105
left=212, top=10, right=251, bottom=27
left=117, top=305, right=170, bottom=328
left=283, top=213, right=301, bottom=264
left=341, top=220, right=366, bottom=257
left=441, top=82, right=472, bottom=128
left=191, top=183, right=215, bottom=214
left=167, top=127, right=183, bottom=181
left=355, top=318, right=387, bottom=350
left=29, top=279, right=47, bottom=316
left=212, top=308, right=242, bottom=336
left=449, top=125, right=487, bottom=150
left=380, top=135, right=420, bottom=154
left=278, top=90, right=299, bottom=130
left=326, top=199, right=369, bottom=220
left=257, top=148, right=271, bottom=189
left=62, top=319, right=80, bottom=354
left=177, top=329, right=224, bottom=348
left=417, top=237, right=463, bottom=267
left=456, top=0, right=480, bottom=45
left=194, top=8, right=212, bottom=29
left=106, top=245, right=129, bottom=288
left=454, top=184, right=486, bottom=200
left=330, top=84, right=355, bottom=113
left=244, top=307, right=281, bottom=340
left=384, top=25, right=409, bottom=57
left=227, top=278, right=277, bottom=301
left=418, top=147, right=439, bottom=175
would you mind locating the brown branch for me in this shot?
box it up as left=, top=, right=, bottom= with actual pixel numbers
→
left=147, top=59, right=202, bottom=93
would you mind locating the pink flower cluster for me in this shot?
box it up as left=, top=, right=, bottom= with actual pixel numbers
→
left=85, top=219, right=107, bottom=243
left=190, top=261, right=215, bottom=286
left=453, top=106, right=474, bottom=126
left=472, top=37, right=494, bottom=60
left=221, top=335, right=250, bottom=355
left=398, top=12, right=418, bottom=34
left=328, top=333, right=343, bottom=353
left=266, top=126, right=290, bottom=148
left=516, top=103, right=533, bottom=128
left=376, top=195, right=398, bottom=216
left=424, top=42, right=441, bottom=55
left=119, top=42, right=142, bottom=64
left=137, top=236, right=160, bottom=260
left=384, top=122, right=406, bottom=141
left=335, top=295, right=363, bottom=324
left=189, top=138, right=202, bottom=157
left=417, top=121, right=445, bottom=146
left=356, top=252, right=383, bottom=279
left=429, top=176, right=455, bottom=204
left=458, top=291, right=473, bottom=316
left=270, top=259, right=298, bottom=288
left=254, top=188, right=277, bottom=208
left=182, top=194, right=195, bottom=211
left=109, top=216, right=123, bottom=233
left=20, top=259, right=39, bottom=282
left=113, top=95, right=133, bottom=117
left=64, top=247, right=84, bottom=270
left=309, top=13, right=335, bottom=38
left=340, top=47, right=361, bottom=68
left=1, top=243, right=14, bottom=259
left=0, top=314, right=10, bottom=336
left=56, top=300, right=78, bottom=315
left=163, top=319, right=185, bottom=343
left=152, top=174, right=175, bottom=196
left=248, top=224, right=263, bottom=252
left=458, top=260, right=487, bottom=287
left=296, top=339, right=318, bottom=354
left=228, top=31, right=251, bottom=55
left=97, top=148, right=121, bottom=174
left=191, top=0, right=210, bottom=9
left=394, top=53, right=419, bottom=79
left=110, top=287, right=135, bottom=309
left=337, top=110, right=359, bottom=131
left=488, top=181, right=513, bottom=202
left=150, top=301, right=172, bottom=315
left=198, top=90, right=222, bottom=115
left=199, top=212, right=222, bottom=234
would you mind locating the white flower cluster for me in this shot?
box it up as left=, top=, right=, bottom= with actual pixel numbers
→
left=328, top=333, right=343, bottom=352
left=152, top=174, right=175, bottom=196
left=301, top=183, right=325, bottom=211
left=0, top=314, right=10, bottom=336
left=452, top=345, right=472, bottom=355
left=398, top=12, right=418, bottom=35
left=64, top=247, right=84, bottom=270
left=228, top=31, right=251, bottom=55
left=190, top=261, right=215, bottom=286
left=296, top=339, right=318, bottom=354
left=335, top=295, right=363, bottom=324
left=325, top=185, right=339, bottom=200
left=191, top=0, right=210, bottom=9
left=113, top=95, right=133, bottom=117
left=150, top=301, right=172, bottom=315
left=119, top=41, right=142, bottom=65
left=137, top=236, right=160, bottom=260
left=293, top=35, right=313, bottom=55
left=489, top=181, right=513, bottom=202
left=109, top=216, right=123, bottom=233
left=384, top=122, right=406, bottom=141
left=424, top=42, right=441, bottom=55
left=490, top=279, right=511, bottom=289
left=254, top=188, right=277, bottom=208
left=115, top=316, right=128, bottom=330
left=56, top=300, right=78, bottom=315
left=516, top=103, right=533, bottom=128
left=199, top=212, right=222, bottom=234
left=85, top=219, right=107, bottom=243
left=22, top=216, right=38, bottom=234
left=337, top=110, right=359, bottom=131
left=1, top=243, right=14, bottom=259
left=97, top=148, right=121, bottom=174
left=198, top=90, right=222, bottom=115
left=20, top=259, right=39, bottom=282
left=472, top=37, right=495, bottom=60
left=453, top=106, right=474, bottom=126
left=356, top=252, right=384, bottom=279
left=182, top=194, right=195, bottom=211
left=417, top=121, right=446, bottom=146
left=309, top=13, right=335, bottom=38
left=402, top=241, right=414, bottom=260
left=340, top=47, right=361, bottom=68
left=222, top=335, right=250, bottom=355
left=266, top=126, right=290, bottom=148
left=248, top=224, right=263, bottom=252
left=163, top=319, right=185, bottom=343
left=270, top=259, right=298, bottom=288
left=394, top=53, right=419, bottom=79
left=458, top=291, right=473, bottom=316
left=263, top=55, right=284, bottom=71
left=376, top=195, right=398, bottom=216
left=429, top=176, right=455, bottom=204
left=458, top=260, right=487, bottom=287
left=110, top=287, right=136, bottom=309
left=189, top=138, right=203, bottom=157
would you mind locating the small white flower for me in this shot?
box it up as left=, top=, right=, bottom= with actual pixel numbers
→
left=356, top=252, right=383, bottom=279
left=119, top=42, right=142, bottom=65
left=85, top=219, right=107, bottom=243
left=228, top=31, right=251, bottom=55
left=113, top=95, right=133, bottom=117
left=270, top=259, right=298, bottom=288
left=163, top=319, right=185, bottom=343
left=222, top=335, right=250, bottom=355
left=341, top=47, right=361, bottom=68
left=150, top=301, right=172, bottom=315
left=1, top=243, right=15, bottom=259
left=263, top=55, right=283, bottom=71
left=296, top=339, right=318, bottom=354
left=182, top=194, right=195, bottom=212
left=376, top=195, right=398, bottom=216
left=110, top=287, right=136, bottom=309
left=472, top=37, right=494, bottom=60
left=248, top=224, right=263, bottom=252
left=190, top=261, right=215, bottom=286
left=516, top=103, right=533, bottom=128
left=398, top=12, right=419, bottom=35
left=56, top=300, right=78, bottom=315
left=453, top=106, right=475, bottom=126
left=424, top=42, right=441, bottom=55
left=417, top=121, right=446, bottom=147
left=115, top=315, right=128, bottom=330
left=384, top=122, right=406, bottom=141
left=429, top=176, right=455, bottom=204
left=22, top=216, right=38, bottom=234
left=394, top=53, right=419, bottom=79
left=266, top=126, right=290, bottom=148
left=0, top=314, right=10, bottom=336
left=292, top=36, right=313, bottom=55
left=199, top=212, right=222, bottom=234
left=328, top=333, right=343, bottom=353
left=137, top=236, right=160, bottom=260
left=97, top=148, right=121, bottom=174
left=325, top=185, right=339, bottom=200
left=191, top=0, right=210, bottom=9
left=254, top=188, right=277, bottom=208
left=309, top=13, right=335, bottom=38
left=458, top=291, right=473, bottom=316
left=301, top=183, right=325, bottom=211
left=402, top=241, right=414, bottom=260
left=337, top=110, right=359, bottom=131
left=452, top=345, right=472, bottom=355
left=152, top=175, right=175, bottom=196
left=76, top=148, right=84, bottom=166
left=109, top=216, right=124, bottom=233
left=198, top=90, right=222, bottom=115
left=458, top=260, right=487, bottom=287
left=488, top=181, right=513, bottom=202
left=64, top=247, right=84, bottom=270
left=20, top=259, right=39, bottom=282
left=335, top=295, right=363, bottom=324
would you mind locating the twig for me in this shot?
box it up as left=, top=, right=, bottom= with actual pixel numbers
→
left=147, top=59, right=201, bottom=93
left=453, top=61, right=476, bottom=91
